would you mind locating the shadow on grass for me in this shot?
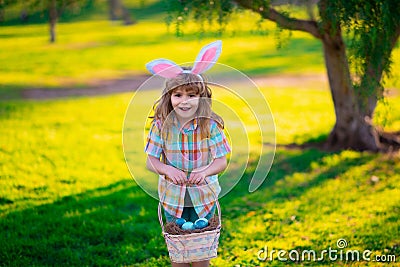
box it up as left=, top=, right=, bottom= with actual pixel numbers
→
left=0, top=84, right=25, bottom=101
left=277, top=195, right=400, bottom=265
left=0, top=179, right=169, bottom=266
left=0, top=1, right=97, bottom=26
left=227, top=37, right=323, bottom=76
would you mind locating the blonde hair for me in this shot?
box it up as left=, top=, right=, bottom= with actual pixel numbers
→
left=151, top=68, right=224, bottom=138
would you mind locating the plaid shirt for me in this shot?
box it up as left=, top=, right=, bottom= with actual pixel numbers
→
left=145, top=117, right=231, bottom=218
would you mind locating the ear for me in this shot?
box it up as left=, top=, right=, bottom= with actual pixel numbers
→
left=146, top=59, right=183, bottom=78
left=191, top=40, right=222, bottom=75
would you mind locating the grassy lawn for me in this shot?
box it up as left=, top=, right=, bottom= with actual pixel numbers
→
left=1, top=0, right=400, bottom=266
left=1, top=86, right=399, bottom=266
left=1, top=0, right=398, bottom=95
left=0, top=0, right=329, bottom=97
left=0, top=19, right=326, bottom=89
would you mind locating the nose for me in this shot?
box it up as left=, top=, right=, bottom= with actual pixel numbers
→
left=181, top=95, right=190, bottom=104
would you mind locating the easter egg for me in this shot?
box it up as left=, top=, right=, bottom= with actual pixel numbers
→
left=181, top=221, right=195, bottom=230
left=175, top=218, right=186, bottom=227
left=194, top=218, right=209, bottom=229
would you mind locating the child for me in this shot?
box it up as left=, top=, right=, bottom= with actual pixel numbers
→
left=144, top=41, right=231, bottom=267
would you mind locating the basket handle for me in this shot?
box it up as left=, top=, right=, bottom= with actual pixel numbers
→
left=158, top=201, right=222, bottom=231
left=158, top=202, right=165, bottom=231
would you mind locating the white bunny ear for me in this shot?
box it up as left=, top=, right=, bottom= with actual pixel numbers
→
left=191, top=40, right=222, bottom=75
left=146, top=59, right=183, bottom=79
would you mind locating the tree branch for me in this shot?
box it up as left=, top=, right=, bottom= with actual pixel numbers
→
left=362, top=24, right=400, bottom=117
left=234, top=0, right=322, bottom=39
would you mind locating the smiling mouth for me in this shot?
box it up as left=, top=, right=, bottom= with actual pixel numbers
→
left=179, top=107, right=191, bottom=111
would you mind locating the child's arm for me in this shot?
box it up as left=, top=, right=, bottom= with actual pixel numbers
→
left=188, top=156, right=227, bottom=185
left=146, top=155, right=187, bottom=185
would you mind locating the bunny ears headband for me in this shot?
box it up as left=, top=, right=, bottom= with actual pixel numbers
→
left=146, top=40, right=222, bottom=80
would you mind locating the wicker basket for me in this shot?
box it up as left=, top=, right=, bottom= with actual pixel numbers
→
left=158, top=202, right=221, bottom=263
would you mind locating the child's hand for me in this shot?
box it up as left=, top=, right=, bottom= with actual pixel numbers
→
left=165, top=165, right=187, bottom=185
left=188, top=169, right=207, bottom=185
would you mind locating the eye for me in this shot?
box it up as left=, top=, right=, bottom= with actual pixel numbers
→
left=173, top=93, right=181, bottom=97
left=189, top=94, right=198, bottom=98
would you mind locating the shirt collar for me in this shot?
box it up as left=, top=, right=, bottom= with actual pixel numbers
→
left=174, top=116, right=198, bottom=133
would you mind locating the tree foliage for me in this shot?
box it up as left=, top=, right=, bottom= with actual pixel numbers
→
left=0, top=0, right=89, bottom=42
left=165, top=0, right=400, bottom=151
left=165, top=0, right=234, bottom=36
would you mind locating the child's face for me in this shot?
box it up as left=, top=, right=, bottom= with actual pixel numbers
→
left=170, top=88, right=200, bottom=124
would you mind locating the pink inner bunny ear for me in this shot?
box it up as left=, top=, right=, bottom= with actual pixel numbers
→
left=191, top=40, right=222, bottom=75
left=146, top=59, right=183, bottom=78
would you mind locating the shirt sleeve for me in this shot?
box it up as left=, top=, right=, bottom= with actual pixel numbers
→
left=144, top=120, right=164, bottom=158
left=209, top=120, right=231, bottom=159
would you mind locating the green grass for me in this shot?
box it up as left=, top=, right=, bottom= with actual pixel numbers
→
left=0, top=0, right=329, bottom=95
left=1, top=85, right=399, bottom=266
left=1, top=2, right=398, bottom=100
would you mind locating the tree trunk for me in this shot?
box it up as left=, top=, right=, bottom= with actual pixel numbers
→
left=108, top=0, right=134, bottom=24
left=322, top=28, right=380, bottom=151
left=49, top=0, right=57, bottom=43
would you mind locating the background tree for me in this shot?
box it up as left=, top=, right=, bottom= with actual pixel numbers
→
left=166, top=0, right=400, bottom=152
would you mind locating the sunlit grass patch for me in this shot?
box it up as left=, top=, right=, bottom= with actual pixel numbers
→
left=0, top=6, right=328, bottom=93
left=217, top=150, right=400, bottom=266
